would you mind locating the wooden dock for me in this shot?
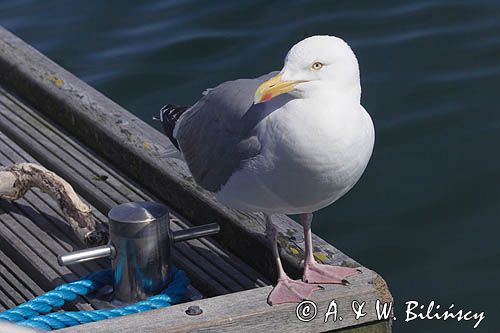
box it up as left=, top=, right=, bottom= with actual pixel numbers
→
left=0, top=26, right=392, bottom=332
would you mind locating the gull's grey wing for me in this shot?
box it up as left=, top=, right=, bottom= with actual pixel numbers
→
left=174, top=72, right=278, bottom=192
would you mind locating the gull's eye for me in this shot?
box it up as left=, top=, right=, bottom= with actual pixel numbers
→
left=311, top=62, right=324, bottom=70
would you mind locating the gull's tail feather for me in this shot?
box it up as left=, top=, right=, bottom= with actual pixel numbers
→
left=158, top=104, right=189, bottom=150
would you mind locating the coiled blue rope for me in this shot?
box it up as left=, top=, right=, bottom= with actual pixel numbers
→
left=0, top=266, right=189, bottom=331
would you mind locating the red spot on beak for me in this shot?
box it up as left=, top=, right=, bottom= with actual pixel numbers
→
left=262, top=92, right=273, bottom=103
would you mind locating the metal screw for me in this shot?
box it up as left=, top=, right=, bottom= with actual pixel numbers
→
left=186, top=305, right=203, bottom=316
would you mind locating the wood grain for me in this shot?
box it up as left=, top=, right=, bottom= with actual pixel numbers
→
left=60, top=268, right=392, bottom=333
left=0, top=83, right=268, bottom=299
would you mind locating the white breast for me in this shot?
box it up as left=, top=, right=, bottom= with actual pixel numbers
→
left=216, top=99, right=375, bottom=214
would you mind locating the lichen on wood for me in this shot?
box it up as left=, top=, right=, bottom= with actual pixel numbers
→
left=0, top=163, right=106, bottom=245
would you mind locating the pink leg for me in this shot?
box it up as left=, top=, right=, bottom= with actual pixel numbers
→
left=265, top=214, right=320, bottom=305
left=301, top=213, right=360, bottom=284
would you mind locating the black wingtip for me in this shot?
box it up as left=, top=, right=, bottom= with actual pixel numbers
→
left=158, top=104, right=189, bottom=150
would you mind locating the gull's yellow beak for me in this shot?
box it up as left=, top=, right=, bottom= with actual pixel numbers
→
left=253, top=73, right=306, bottom=104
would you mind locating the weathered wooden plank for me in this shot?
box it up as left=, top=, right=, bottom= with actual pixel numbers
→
left=60, top=268, right=392, bottom=333
left=0, top=129, right=110, bottom=227
left=0, top=250, right=45, bottom=302
left=0, top=87, right=148, bottom=204
left=0, top=91, right=268, bottom=297
left=0, top=138, right=238, bottom=300
left=0, top=133, right=106, bottom=271
left=173, top=241, right=244, bottom=293
left=0, top=85, right=270, bottom=295
left=0, top=287, right=16, bottom=311
left=0, top=115, right=258, bottom=294
left=171, top=248, right=229, bottom=296
left=2, top=86, right=149, bottom=207
left=17, top=192, right=107, bottom=271
left=333, top=321, right=392, bottom=333
left=0, top=26, right=360, bottom=282
left=0, top=207, right=92, bottom=311
left=0, top=201, right=80, bottom=279
left=171, top=216, right=268, bottom=288
left=0, top=104, right=117, bottom=212
left=0, top=267, right=30, bottom=306
left=0, top=133, right=103, bottom=310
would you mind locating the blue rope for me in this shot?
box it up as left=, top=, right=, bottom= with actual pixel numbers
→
left=0, top=266, right=189, bottom=331
left=0, top=269, right=112, bottom=323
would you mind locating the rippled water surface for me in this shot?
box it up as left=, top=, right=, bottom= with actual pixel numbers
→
left=2, top=1, right=500, bottom=331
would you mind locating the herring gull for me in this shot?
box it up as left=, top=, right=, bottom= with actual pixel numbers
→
left=159, top=35, right=375, bottom=305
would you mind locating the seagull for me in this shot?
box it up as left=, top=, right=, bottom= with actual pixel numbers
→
left=158, top=35, right=375, bottom=305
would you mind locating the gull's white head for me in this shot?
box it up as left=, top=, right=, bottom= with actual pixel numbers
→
left=254, top=35, right=361, bottom=104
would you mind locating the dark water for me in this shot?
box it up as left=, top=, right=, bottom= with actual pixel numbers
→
left=2, top=1, right=500, bottom=331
